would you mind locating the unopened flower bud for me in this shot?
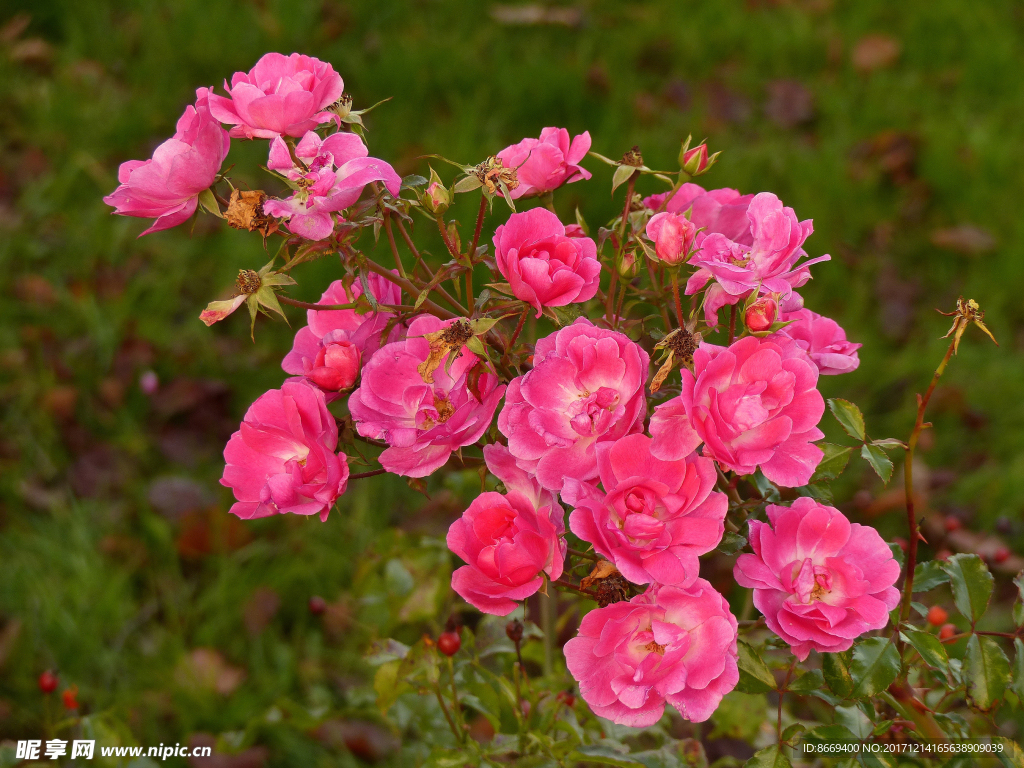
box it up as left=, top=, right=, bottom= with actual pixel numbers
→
left=505, top=619, right=524, bottom=644
left=615, top=249, right=641, bottom=279
left=424, top=181, right=450, bottom=215
left=745, top=297, right=777, bottom=332
left=680, top=143, right=717, bottom=177
left=331, top=93, right=353, bottom=120
left=645, top=212, right=696, bottom=266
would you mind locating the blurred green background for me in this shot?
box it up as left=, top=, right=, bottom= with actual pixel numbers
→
left=1, top=0, right=1022, bottom=764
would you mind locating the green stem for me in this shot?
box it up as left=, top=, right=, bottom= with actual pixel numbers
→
left=728, top=305, right=737, bottom=344
left=541, top=590, right=556, bottom=677
left=382, top=211, right=407, bottom=279
left=670, top=270, right=684, bottom=328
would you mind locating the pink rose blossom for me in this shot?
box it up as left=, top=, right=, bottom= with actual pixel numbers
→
left=649, top=336, right=824, bottom=487
left=208, top=52, right=343, bottom=139
left=495, top=127, right=591, bottom=199
left=564, top=580, right=738, bottom=726
left=104, top=88, right=230, bottom=236
left=348, top=316, right=506, bottom=478
left=645, top=212, right=698, bottom=265
left=493, top=209, right=601, bottom=318
left=564, top=434, right=727, bottom=587
left=685, top=192, right=830, bottom=326
left=447, top=445, right=565, bottom=615
left=745, top=296, right=778, bottom=332
left=734, top=498, right=900, bottom=660
left=770, top=309, right=861, bottom=376
left=498, top=319, right=650, bottom=492
left=282, top=273, right=403, bottom=399
left=564, top=224, right=587, bottom=238
left=263, top=131, right=401, bottom=240
left=221, top=381, right=349, bottom=522
left=643, top=183, right=754, bottom=244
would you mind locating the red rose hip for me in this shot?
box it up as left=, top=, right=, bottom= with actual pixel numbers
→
left=437, top=631, right=461, bottom=657
left=926, top=606, right=948, bottom=626
left=939, top=623, right=957, bottom=640
left=38, top=670, right=58, bottom=694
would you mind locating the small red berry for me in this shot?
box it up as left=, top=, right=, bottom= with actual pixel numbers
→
left=38, top=670, right=58, bottom=694
left=556, top=690, right=576, bottom=708
left=927, top=606, right=948, bottom=626
left=993, top=546, right=1010, bottom=564
left=437, top=631, right=461, bottom=657
left=939, top=623, right=957, bottom=641
left=944, top=516, right=961, bottom=533
left=308, top=596, right=327, bottom=615
left=62, top=685, right=79, bottom=710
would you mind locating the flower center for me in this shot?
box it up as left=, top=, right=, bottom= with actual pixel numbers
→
left=644, top=640, right=666, bottom=655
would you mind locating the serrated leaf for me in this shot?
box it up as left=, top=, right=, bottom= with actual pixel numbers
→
left=788, top=669, right=824, bottom=693
left=913, top=560, right=951, bottom=593
left=823, top=650, right=854, bottom=698
left=401, top=174, right=428, bottom=189
left=1014, top=572, right=1024, bottom=626
left=716, top=531, right=747, bottom=555
left=1011, top=639, right=1024, bottom=702
left=849, top=638, right=901, bottom=698
left=735, top=640, right=776, bottom=693
left=860, top=443, right=893, bottom=484
left=964, top=634, right=1010, bottom=711
left=887, top=542, right=905, bottom=569
left=993, top=736, right=1024, bottom=768
left=811, top=443, right=853, bottom=482
left=900, top=627, right=949, bottom=676
left=943, top=554, right=993, bottom=623
left=802, top=724, right=859, bottom=746
left=743, top=744, right=791, bottom=768
left=569, top=745, right=639, bottom=767
left=779, top=723, right=805, bottom=743
left=453, top=175, right=482, bottom=194
left=871, top=438, right=908, bottom=449
left=611, top=164, right=635, bottom=195
left=828, top=398, right=866, bottom=441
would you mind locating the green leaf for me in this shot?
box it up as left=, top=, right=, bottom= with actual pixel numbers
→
left=943, top=553, right=993, bottom=623
left=811, top=443, right=853, bottom=482
left=1013, top=571, right=1024, bottom=626
left=849, top=637, right=901, bottom=698
left=823, top=650, right=854, bottom=698
left=611, top=163, right=636, bottom=195
left=802, top=723, right=859, bottom=745
left=197, top=188, right=223, bottom=217
left=569, top=745, right=640, bottom=767
left=860, top=443, right=893, bottom=484
left=900, top=627, right=950, bottom=676
left=401, top=174, right=428, bottom=189
left=743, top=745, right=792, bottom=768
left=1011, top=639, right=1024, bottom=702
left=735, top=640, right=776, bottom=693
left=828, top=398, right=866, bottom=441
left=452, top=175, right=482, bottom=194
left=913, top=560, right=951, bottom=593
left=788, top=669, right=824, bottom=693
left=574, top=206, right=590, bottom=235
left=964, top=634, right=1010, bottom=711
left=716, top=531, right=747, bottom=555
left=779, top=723, right=805, bottom=743
left=871, top=437, right=908, bottom=449
left=993, top=736, right=1024, bottom=768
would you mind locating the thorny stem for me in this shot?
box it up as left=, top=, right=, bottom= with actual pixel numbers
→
left=362, top=258, right=458, bottom=320
left=436, top=215, right=461, bottom=260
left=382, top=211, right=407, bottom=279
left=393, top=218, right=429, bottom=277
left=646, top=258, right=672, bottom=328
left=567, top=547, right=599, bottom=562
left=728, top=305, right=737, bottom=344
left=277, top=295, right=418, bottom=313
left=605, top=270, right=618, bottom=326
left=553, top=578, right=599, bottom=599
left=614, top=283, right=627, bottom=330
left=505, top=307, right=529, bottom=361
left=670, top=271, right=684, bottom=328
left=606, top=173, right=636, bottom=327
left=433, top=682, right=463, bottom=743
left=446, top=656, right=463, bottom=735
left=349, top=468, right=387, bottom=480
left=777, top=659, right=797, bottom=743
left=468, top=193, right=488, bottom=264
left=900, top=337, right=958, bottom=626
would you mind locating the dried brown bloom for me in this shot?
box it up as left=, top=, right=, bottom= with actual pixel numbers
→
left=580, top=560, right=630, bottom=607
left=938, top=297, right=997, bottom=354
left=621, top=146, right=644, bottom=167
left=474, top=156, right=519, bottom=197
left=650, top=325, right=702, bottom=393
left=226, top=189, right=279, bottom=239
left=235, top=269, right=262, bottom=295
left=417, top=320, right=474, bottom=383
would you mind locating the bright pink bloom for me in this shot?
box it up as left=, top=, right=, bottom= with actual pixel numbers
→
left=745, top=296, right=778, bottom=332
left=495, top=127, right=591, bottom=199
left=498, top=319, right=649, bottom=492
left=104, top=88, right=230, bottom=236
left=282, top=273, right=403, bottom=399
left=221, top=381, right=348, bottom=522
left=770, top=309, right=861, bottom=376
left=564, top=434, right=727, bottom=587
left=447, top=445, right=565, bottom=615
left=643, top=183, right=754, bottom=244
left=734, top=498, right=900, bottom=660
left=208, top=52, right=343, bottom=139
left=493, top=209, right=601, bottom=318
left=348, top=316, right=506, bottom=478
left=685, top=192, right=830, bottom=326
left=263, top=131, right=401, bottom=240
left=564, top=581, right=738, bottom=726
left=646, top=212, right=697, bottom=265
left=649, top=336, right=824, bottom=487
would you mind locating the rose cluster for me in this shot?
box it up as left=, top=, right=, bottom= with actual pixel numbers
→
left=106, top=50, right=895, bottom=731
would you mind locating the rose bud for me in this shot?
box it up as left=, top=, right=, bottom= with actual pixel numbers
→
left=422, top=168, right=451, bottom=215
left=437, top=631, right=461, bottom=657
left=308, top=596, right=327, bottom=615
left=615, top=249, right=641, bottom=279
left=38, top=670, right=58, bottom=694
left=645, top=212, right=697, bottom=266
left=679, top=141, right=718, bottom=177
left=744, top=296, right=777, bottom=332
left=926, top=606, right=948, bottom=626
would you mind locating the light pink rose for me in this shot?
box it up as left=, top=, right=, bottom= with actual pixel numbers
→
left=770, top=309, right=861, bottom=376
left=348, top=316, right=506, bottom=478
left=495, top=127, right=591, bottom=199
left=645, top=212, right=698, bottom=265
left=208, top=52, right=343, bottom=139
left=263, top=131, right=401, bottom=240
left=685, top=192, right=830, bottom=326
left=564, top=581, right=738, bottom=727
left=734, top=498, right=900, bottom=660
left=221, top=381, right=349, bottom=522
left=745, top=296, right=778, bottom=332
left=643, top=183, right=754, bottom=244
left=104, top=88, right=230, bottom=236
left=498, top=319, right=649, bottom=492
left=493, top=209, right=601, bottom=318
left=649, top=336, right=824, bottom=487
left=282, top=273, right=403, bottom=399
left=447, top=445, right=565, bottom=615
left=564, top=434, right=727, bottom=587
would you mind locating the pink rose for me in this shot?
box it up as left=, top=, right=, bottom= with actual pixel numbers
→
left=495, top=127, right=591, bottom=199
left=734, top=498, right=900, bottom=660
left=649, top=336, right=824, bottom=487
left=104, top=88, right=230, bottom=236
left=745, top=296, right=778, bottom=332
left=221, top=381, right=349, bottom=521
left=447, top=445, right=565, bottom=615
left=565, top=581, right=738, bottom=726
left=645, top=212, right=697, bottom=265
left=564, top=434, right=727, bottom=587
left=208, top=52, right=343, bottom=139
left=643, top=183, right=754, bottom=244
left=685, top=193, right=830, bottom=326
left=263, top=131, right=401, bottom=240
left=498, top=319, right=650, bottom=491
left=770, top=309, right=861, bottom=376
left=283, top=273, right=403, bottom=398
left=348, top=316, right=506, bottom=478
left=493, top=209, right=601, bottom=318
